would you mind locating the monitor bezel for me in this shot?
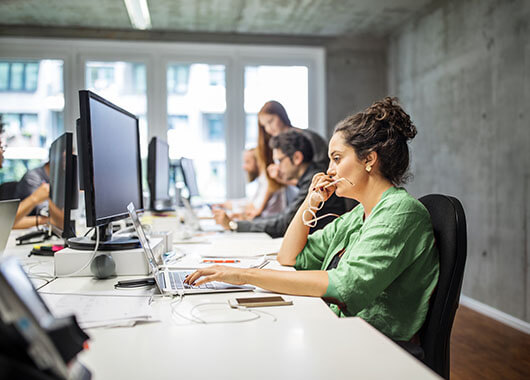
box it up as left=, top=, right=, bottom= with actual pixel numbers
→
left=78, top=90, right=144, bottom=227
left=48, top=132, right=77, bottom=239
left=147, top=136, right=171, bottom=209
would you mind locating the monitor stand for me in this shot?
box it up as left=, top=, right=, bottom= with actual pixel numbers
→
left=67, top=223, right=140, bottom=251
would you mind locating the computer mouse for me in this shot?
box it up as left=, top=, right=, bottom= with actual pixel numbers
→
left=90, top=253, right=116, bottom=279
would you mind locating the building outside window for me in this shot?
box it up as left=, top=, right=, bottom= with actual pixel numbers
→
left=167, top=64, right=190, bottom=95
left=0, top=59, right=64, bottom=182
left=202, top=113, right=224, bottom=141
left=0, top=61, right=39, bottom=92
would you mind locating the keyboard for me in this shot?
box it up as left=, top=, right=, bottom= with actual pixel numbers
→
left=168, top=271, right=215, bottom=290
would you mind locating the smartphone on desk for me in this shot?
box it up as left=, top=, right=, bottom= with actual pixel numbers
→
left=228, top=296, right=293, bottom=308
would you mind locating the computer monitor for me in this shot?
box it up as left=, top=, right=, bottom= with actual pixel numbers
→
left=179, top=157, right=200, bottom=199
left=0, top=256, right=90, bottom=378
left=48, top=132, right=78, bottom=240
left=147, top=137, right=172, bottom=211
left=68, top=90, right=143, bottom=251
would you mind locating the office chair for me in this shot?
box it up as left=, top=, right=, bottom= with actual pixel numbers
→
left=418, top=194, right=467, bottom=379
left=0, top=181, right=18, bottom=201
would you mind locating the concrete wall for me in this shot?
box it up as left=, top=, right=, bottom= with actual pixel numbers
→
left=388, top=0, right=530, bottom=321
left=325, top=37, right=387, bottom=137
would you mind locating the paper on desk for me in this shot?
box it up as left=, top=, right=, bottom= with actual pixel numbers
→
left=199, top=237, right=283, bottom=258
left=40, top=292, right=154, bottom=329
left=164, top=254, right=266, bottom=269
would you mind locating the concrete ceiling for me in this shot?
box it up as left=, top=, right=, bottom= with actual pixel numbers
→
left=0, top=0, right=435, bottom=37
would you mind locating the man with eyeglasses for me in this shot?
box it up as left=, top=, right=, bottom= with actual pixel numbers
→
left=212, top=130, right=346, bottom=238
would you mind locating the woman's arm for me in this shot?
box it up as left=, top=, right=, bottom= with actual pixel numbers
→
left=185, top=265, right=329, bottom=297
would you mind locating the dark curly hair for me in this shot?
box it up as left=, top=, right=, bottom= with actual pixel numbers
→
left=269, top=129, right=314, bottom=164
left=334, top=97, right=417, bottom=186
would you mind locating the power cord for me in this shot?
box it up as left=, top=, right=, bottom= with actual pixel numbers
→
left=170, top=294, right=277, bottom=325
left=61, top=227, right=100, bottom=277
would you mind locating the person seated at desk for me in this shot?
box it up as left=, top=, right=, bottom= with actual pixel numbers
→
left=213, top=130, right=345, bottom=238
left=186, top=97, right=440, bottom=342
left=15, top=160, right=50, bottom=215
left=0, top=126, right=49, bottom=229
left=222, top=148, right=289, bottom=220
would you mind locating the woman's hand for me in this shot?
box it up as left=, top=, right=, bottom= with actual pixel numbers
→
left=267, top=163, right=280, bottom=181
left=184, top=265, right=247, bottom=287
left=308, top=173, right=336, bottom=205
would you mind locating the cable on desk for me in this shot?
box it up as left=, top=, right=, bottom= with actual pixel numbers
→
left=61, top=227, right=100, bottom=277
left=170, top=294, right=277, bottom=325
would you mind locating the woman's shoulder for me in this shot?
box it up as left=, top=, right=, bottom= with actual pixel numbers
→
left=375, top=187, right=431, bottom=223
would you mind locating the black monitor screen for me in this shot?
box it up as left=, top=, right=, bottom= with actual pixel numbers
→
left=180, top=157, right=199, bottom=198
left=79, top=91, right=143, bottom=226
left=148, top=137, right=170, bottom=202
left=48, top=132, right=77, bottom=238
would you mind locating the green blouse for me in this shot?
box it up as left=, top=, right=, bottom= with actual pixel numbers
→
left=295, top=187, right=439, bottom=340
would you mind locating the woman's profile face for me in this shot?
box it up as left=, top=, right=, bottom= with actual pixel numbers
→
left=259, top=113, right=287, bottom=136
left=326, top=133, right=367, bottom=198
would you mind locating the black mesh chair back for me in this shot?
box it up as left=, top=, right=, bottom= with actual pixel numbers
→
left=0, top=181, right=18, bottom=201
left=418, top=194, right=467, bottom=379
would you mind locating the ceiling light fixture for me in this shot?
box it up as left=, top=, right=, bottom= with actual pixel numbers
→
left=124, top=0, right=152, bottom=30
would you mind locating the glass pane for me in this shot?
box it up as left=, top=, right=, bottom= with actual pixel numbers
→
left=0, top=60, right=64, bottom=181
left=10, top=63, right=24, bottom=91
left=25, top=63, right=39, bottom=91
left=167, top=63, right=226, bottom=202
left=0, top=63, right=8, bottom=90
left=85, top=61, right=148, bottom=158
left=244, top=65, right=309, bottom=147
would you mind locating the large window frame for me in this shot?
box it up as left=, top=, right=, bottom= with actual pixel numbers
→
left=0, top=37, right=325, bottom=198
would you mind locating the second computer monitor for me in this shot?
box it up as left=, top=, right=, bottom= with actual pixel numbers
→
left=179, top=157, right=200, bottom=200
left=48, top=132, right=78, bottom=239
left=147, top=137, right=171, bottom=211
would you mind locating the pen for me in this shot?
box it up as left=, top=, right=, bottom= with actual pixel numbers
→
left=202, top=259, right=240, bottom=263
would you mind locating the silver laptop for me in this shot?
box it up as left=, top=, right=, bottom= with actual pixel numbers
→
left=127, top=202, right=253, bottom=295
left=0, top=199, right=20, bottom=255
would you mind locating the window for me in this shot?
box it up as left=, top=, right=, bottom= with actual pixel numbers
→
left=167, top=64, right=190, bottom=95
left=208, top=65, right=225, bottom=87
left=0, top=59, right=64, bottom=181
left=245, top=113, right=258, bottom=148
left=132, top=64, right=146, bottom=93
left=86, top=63, right=115, bottom=92
left=244, top=65, right=309, bottom=147
left=0, top=61, right=39, bottom=92
left=85, top=61, right=148, bottom=156
left=203, top=113, right=224, bottom=141
left=167, top=63, right=226, bottom=201
left=168, top=115, right=189, bottom=131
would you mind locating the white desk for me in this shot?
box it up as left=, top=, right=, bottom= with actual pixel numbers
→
left=2, top=228, right=440, bottom=380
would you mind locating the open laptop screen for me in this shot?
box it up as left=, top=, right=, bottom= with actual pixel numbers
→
left=126, top=202, right=157, bottom=273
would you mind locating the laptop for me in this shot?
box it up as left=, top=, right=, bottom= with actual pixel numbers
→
left=0, top=199, right=20, bottom=255
left=127, top=202, right=253, bottom=295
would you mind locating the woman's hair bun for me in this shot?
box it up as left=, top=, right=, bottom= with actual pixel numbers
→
left=370, top=96, right=417, bottom=140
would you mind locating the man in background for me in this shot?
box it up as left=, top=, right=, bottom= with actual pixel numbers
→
left=213, top=130, right=345, bottom=238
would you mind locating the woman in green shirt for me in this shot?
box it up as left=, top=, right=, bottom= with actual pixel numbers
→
left=185, top=97, right=439, bottom=341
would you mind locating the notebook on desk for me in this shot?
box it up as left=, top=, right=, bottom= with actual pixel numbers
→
left=0, top=199, right=20, bottom=255
left=127, top=202, right=253, bottom=295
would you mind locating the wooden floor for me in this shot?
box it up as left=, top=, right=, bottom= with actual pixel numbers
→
left=450, top=305, right=530, bottom=380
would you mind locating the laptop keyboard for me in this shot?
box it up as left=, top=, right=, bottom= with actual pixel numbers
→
left=168, top=271, right=215, bottom=290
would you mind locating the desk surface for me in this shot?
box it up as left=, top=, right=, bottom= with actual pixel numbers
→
left=2, top=227, right=440, bottom=380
